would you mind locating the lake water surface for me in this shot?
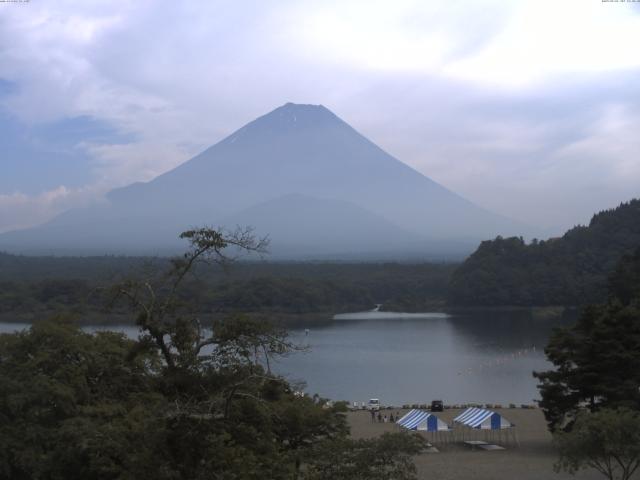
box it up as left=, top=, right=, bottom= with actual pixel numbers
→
left=0, top=309, right=570, bottom=407
left=276, top=309, right=570, bottom=406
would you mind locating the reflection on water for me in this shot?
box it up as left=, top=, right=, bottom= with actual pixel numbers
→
left=0, top=309, right=575, bottom=406
left=333, top=311, right=449, bottom=320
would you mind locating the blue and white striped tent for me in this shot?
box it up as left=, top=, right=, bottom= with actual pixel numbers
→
left=453, top=407, right=513, bottom=430
left=397, top=409, right=451, bottom=432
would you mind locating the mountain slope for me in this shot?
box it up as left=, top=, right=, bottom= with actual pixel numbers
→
left=0, top=103, right=526, bottom=257
left=220, top=193, right=432, bottom=258
left=448, top=199, right=640, bottom=306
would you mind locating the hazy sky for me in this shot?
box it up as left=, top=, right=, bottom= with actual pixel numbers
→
left=1, top=0, right=639, bottom=234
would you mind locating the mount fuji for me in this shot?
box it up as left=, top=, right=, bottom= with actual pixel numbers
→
left=0, top=103, right=527, bottom=258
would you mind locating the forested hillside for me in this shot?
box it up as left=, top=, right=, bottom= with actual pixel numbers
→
left=448, top=199, right=640, bottom=306
left=0, top=255, right=455, bottom=320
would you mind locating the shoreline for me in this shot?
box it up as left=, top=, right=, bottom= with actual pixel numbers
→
left=0, top=305, right=578, bottom=326
left=0, top=304, right=576, bottom=327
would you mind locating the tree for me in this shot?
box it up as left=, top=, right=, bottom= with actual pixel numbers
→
left=110, top=226, right=271, bottom=371
left=0, top=227, right=425, bottom=479
left=0, top=319, right=164, bottom=480
left=449, top=199, right=640, bottom=307
left=302, top=432, right=426, bottom=480
left=534, top=247, right=640, bottom=432
left=555, top=408, right=640, bottom=480
left=608, top=248, right=640, bottom=306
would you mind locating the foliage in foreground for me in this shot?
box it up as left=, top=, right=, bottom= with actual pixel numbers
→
left=555, top=408, right=640, bottom=480
left=0, top=227, right=426, bottom=479
left=304, top=432, right=425, bottom=480
left=534, top=247, right=640, bottom=432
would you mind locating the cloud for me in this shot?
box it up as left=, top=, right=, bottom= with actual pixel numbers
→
left=282, top=0, right=516, bottom=73
left=85, top=141, right=192, bottom=186
left=551, top=103, right=640, bottom=192
left=0, top=185, right=105, bottom=234
left=444, top=0, right=640, bottom=88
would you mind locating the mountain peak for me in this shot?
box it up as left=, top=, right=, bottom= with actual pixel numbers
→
left=273, top=102, right=335, bottom=118
left=280, top=102, right=327, bottom=111
left=241, top=102, right=340, bottom=132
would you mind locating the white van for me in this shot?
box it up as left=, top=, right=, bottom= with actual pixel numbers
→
left=367, top=398, right=380, bottom=411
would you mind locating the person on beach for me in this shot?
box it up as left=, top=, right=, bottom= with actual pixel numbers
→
left=383, top=414, right=387, bottom=423
left=370, top=409, right=375, bottom=422
left=389, top=413, right=394, bottom=423
left=377, top=412, right=382, bottom=422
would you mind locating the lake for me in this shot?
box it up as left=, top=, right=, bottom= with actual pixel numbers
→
left=0, top=309, right=571, bottom=407
left=276, top=309, right=570, bottom=406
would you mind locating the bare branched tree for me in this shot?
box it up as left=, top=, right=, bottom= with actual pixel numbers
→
left=110, top=226, right=283, bottom=370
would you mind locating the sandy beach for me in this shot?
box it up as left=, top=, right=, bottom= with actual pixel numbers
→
left=348, top=408, right=609, bottom=480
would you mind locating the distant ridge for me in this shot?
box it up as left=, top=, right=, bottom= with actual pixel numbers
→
left=0, top=103, right=527, bottom=258
left=448, top=199, right=640, bottom=306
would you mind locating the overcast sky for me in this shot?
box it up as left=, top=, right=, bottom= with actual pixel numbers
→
left=1, top=0, right=639, bottom=234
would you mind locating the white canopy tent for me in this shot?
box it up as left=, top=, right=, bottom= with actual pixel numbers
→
left=396, top=409, right=452, bottom=444
left=397, top=409, right=451, bottom=431
left=453, top=407, right=518, bottom=446
left=453, top=407, right=513, bottom=430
